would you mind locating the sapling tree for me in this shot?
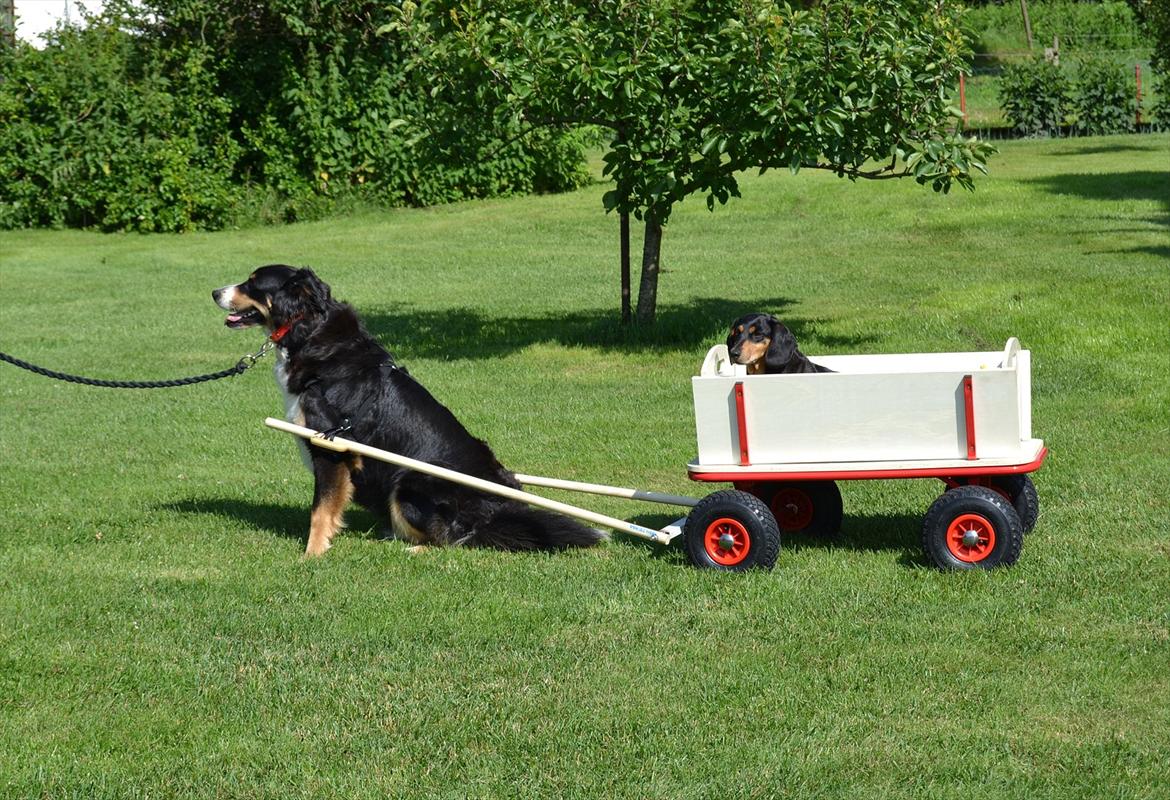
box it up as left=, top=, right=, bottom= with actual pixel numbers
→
left=388, top=0, right=995, bottom=323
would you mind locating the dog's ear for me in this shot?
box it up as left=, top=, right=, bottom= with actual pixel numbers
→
left=272, top=268, right=332, bottom=323
left=767, top=319, right=798, bottom=364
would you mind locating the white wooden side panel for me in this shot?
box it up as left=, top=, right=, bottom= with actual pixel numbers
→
left=1017, top=349, right=1032, bottom=440
left=693, top=380, right=743, bottom=465
left=969, top=369, right=1021, bottom=458
left=691, top=343, right=1030, bottom=467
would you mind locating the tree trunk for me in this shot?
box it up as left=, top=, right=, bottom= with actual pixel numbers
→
left=1019, top=0, right=1034, bottom=50
left=635, top=215, right=663, bottom=325
left=620, top=211, right=631, bottom=325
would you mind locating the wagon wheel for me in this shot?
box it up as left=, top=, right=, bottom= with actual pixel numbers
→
left=684, top=490, right=781, bottom=571
left=761, top=481, right=843, bottom=537
left=948, top=475, right=1039, bottom=533
left=921, top=485, right=1024, bottom=571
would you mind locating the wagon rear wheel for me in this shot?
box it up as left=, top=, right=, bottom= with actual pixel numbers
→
left=684, top=490, right=780, bottom=571
left=948, top=475, right=1039, bottom=533
left=762, top=481, right=843, bottom=537
left=922, top=485, right=1024, bottom=571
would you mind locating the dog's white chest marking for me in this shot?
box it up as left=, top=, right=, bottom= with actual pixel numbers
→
left=276, top=349, right=313, bottom=471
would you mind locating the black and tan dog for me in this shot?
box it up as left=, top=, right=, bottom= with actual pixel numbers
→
left=726, top=312, right=832, bottom=375
left=213, top=265, right=604, bottom=556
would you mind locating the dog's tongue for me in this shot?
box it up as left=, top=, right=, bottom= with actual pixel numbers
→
left=225, top=313, right=243, bottom=325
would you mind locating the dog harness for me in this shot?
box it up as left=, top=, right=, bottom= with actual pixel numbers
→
left=300, top=361, right=408, bottom=441
left=270, top=315, right=408, bottom=439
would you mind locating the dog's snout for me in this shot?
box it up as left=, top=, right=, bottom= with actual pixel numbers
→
left=212, top=285, right=236, bottom=309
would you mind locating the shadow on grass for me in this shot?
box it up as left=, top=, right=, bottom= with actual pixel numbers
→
left=358, top=296, right=875, bottom=362
left=163, top=498, right=391, bottom=544
left=1024, top=171, right=1170, bottom=229
left=163, top=499, right=307, bottom=541
left=1043, top=142, right=1166, bottom=157
left=163, top=499, right=933, bottom=567
left=1098, top=244, right=1170, bottom=260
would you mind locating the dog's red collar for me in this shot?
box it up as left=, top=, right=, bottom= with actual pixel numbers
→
left=269, top=315, right=302, bottom=344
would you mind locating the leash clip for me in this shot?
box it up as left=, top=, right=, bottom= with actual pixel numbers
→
left=236, top=339, right=276, bottom=373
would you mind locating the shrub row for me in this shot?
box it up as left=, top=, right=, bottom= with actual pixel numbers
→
left=0, top=2, right=592, bottom=233
left=995, top=56, right=1163, bottom=136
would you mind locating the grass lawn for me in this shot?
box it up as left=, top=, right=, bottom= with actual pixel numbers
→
left=1, top=134, right=1168, bottom=799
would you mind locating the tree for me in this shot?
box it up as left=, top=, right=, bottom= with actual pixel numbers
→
left=1128, top=0, right=1169, bottom=73
left=388, top=0, right=994, bottom=323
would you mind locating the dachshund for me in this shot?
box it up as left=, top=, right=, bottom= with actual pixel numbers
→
left=726, top=313, right=832, bottom=375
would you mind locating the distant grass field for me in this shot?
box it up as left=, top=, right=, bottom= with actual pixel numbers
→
left=1, top=135, right=1168, bottom=799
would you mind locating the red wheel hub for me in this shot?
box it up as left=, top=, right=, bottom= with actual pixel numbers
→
left=946, top=513, right=997, bottom=562
left=772, top=488, right=814, bottom=531
left=704, top=517, right=751, bottom=566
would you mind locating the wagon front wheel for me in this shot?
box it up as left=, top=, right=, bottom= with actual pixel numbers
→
left=922, top=485, right=1024, bottom=571
left=685, top=490, right=781, bottom=571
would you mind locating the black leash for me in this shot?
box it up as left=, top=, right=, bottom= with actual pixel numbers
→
left=0, top=339, right=276, bottom=389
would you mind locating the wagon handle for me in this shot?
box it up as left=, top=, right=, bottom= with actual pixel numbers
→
left=264, top=417, right=684, bottom=544
left=1001, top=337, right=1021, bottom=368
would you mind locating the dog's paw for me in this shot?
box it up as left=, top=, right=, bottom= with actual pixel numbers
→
left=406, top=544, right=431, bottom=555
left=304, top=540, right=332, bottom=557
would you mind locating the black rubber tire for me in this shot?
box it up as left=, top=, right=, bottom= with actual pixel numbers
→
left=922, top=485, right=1024, bottom=571
left=950, top=475, right=1040, bottom=533
left=684, top=490, right=781, bottom=571
left=998, top=475, right=1040, bottom=534
left=761, top=481, right=843, bottom=536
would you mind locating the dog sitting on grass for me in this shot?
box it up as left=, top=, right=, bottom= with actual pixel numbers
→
left=213, top=265, right=605, bottom=556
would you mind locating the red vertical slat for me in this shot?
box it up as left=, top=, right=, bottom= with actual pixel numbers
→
left=963, top=375, right=977, bottom=460
left=734, top=381, right=750, bottom=466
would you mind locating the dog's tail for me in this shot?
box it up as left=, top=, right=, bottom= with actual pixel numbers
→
left=472, top=501, right=608, bottom=551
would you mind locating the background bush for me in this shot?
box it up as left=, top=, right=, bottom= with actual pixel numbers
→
left=0, top=24, right=242, bottom=231
left=0, top=0, right=592, bottom=232
left=1148, top=76, right=1170, bottom=129
left=1070, top=56, right=1137, bottom=134
left=998, top=56, right=1070, bottom=136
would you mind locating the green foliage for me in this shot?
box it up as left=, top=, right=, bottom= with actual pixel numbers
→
left=998, top=56, right=1070, bottom=137
left=0, top=0, right=591, bottom=232
left=388, top=0, right=995, bottom=322
left=0, top=26, right=242, bottom=232
left=1070, top=57, right=1136, bottom=135
left=392, top=0, right=994, bottom=226
left=965, top=0, right=1147, bottom=54
left=142, top=0, right=591, bottom=213
left=1148, top=76, right=1170, bottom=130
left=1128, top=0, right=1170, bottom=72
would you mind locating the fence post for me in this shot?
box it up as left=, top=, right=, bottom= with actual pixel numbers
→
left=1135, top=64, right=1143, bottom=128
left=959, top=73, right=967, bottom=129
left=1019, top=0, right=1034, bottom=51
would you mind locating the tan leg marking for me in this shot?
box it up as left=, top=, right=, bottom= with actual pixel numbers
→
left=388, top=489, right=429, bottom=545
left=305, top=463, right=354, bottom=557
